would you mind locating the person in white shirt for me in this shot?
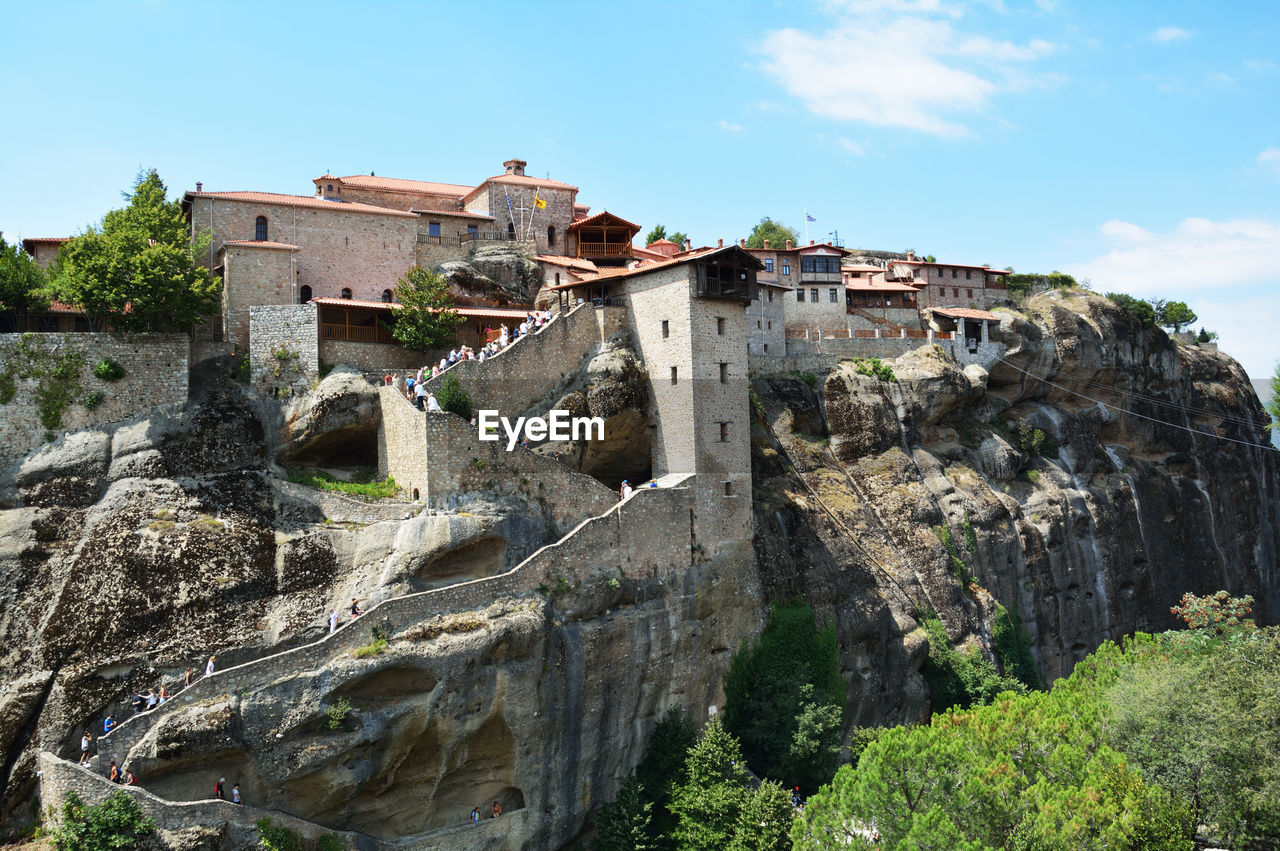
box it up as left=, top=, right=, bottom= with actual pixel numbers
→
left=439, top=357, right=449, bottom=370
left=426, top=393, right=441, bottom=412
left=619, top=480, right=633, bottom=500
left=205, top=656, right=216, bottom=677
left=328, top=608, right=338, bottom=634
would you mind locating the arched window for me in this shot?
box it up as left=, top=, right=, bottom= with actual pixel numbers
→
left=255, top=216, right=268, bottom=241
left=555, top=272, right=561, bottom=286
left=340, top=288, right=352, bottom=300
left=326, top=184, right=333, bottom=192
left=298, top=285, right=312, bottom=303
left=547, top=225, right=556, bottom=246
left=381, top=289, right=393, bottom=303
left=507, top=222, right=515, bottom=238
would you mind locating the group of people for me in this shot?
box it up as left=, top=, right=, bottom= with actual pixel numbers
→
left=214, top=776, right=243, bottom=804
left=328, top=598, right=362, bottom=633
left=387, top=369, right=442, bottom=412
left=618, top=479, right=660, bottom=501
left=469, top=800, right=503, bottom=823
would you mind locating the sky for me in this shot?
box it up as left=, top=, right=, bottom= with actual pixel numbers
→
left=2, top=0, right=1278, bottom=376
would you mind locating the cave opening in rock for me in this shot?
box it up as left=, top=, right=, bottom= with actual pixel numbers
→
left=411, top=536, right=508, bottom=591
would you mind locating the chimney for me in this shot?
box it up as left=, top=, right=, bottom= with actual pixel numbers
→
left=683, top=239, right=692, bottom=251
left=195, top=181, right=203, bottom=193
left=785, top=240, right=793, bottom=250
left=503, top=158, right=527, bottom=176
left=809, top=239, right=815, bottom=245
left=763, top=239, right=771, bottom=249
left=739, top=238, right=745, bottom=248
left=717, top=238, right=724, bottom=248
left=906, top=250, right=916, bottom=260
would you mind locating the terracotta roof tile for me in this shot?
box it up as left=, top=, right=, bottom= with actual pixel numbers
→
left=222, top=240, right=300, bottom=250
left=323, top=174, right=474, bottom=197
left=464, top=173, right=578, bottom=202
left=566, top=210, right=641, bottom=232
left=846, top=280, right=919, bottom=293
left=21, top=237, right=69, bottom=245
left=929, top=306, right=1002, bottom=321
left=535, top=255, right=599, bottom=272
left=185, top=191, right=418, bottom=218
left=409, top=208, right=495, bottom=220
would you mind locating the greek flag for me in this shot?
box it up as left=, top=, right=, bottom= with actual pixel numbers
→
left=805, top=213, right=816, bottom=222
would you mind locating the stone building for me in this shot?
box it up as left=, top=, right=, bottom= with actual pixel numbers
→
left=746, top=280, right=789, bottom=356
left=19, top=236, right=67, bottom=268
left=886, top=251, right=1009, bottom=309
left=745, top=240, right=850, bottom=333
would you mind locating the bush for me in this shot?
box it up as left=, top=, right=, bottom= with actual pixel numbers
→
left=436, top=373, right=472, bottom=419
left=1105, top=292, right=1157, bottom=327
left=326, top=697, right=353, bottom=731
left=723, top=601, right=844, bottom=794
left=83, top=390, right=104, bottom=410
left=852, top=357, right=896, bottom=382
left=921, top=612, right=1026, bottom=712
left=92, top=357, right=125, bottom=382
left=50, top=790, right=155, bottom=850
left=286, top=467, right=397, bottom=500
left=256, top=817, right=303, bottom=851
left=0, top=370, right=14, bottom=404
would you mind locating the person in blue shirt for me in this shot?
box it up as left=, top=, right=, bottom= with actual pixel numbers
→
left=103, top=716, right=115, bottom=735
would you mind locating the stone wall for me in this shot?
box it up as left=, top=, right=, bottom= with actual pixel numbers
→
left=917, top=265, right=990, bottom=309
left=93, top=480, right=695, bottom=781
left=751, top=339, right=1008, bottom=375
left=319, top=339, right=424, bottom=372
left=248, top=304, right=319, bottom=396
left=747, top=287, right=786, bottom=356
left=0, top=332, right=189, bottom=468
left=220, top=243, right=297, bottom=350
left=786, top=279, right=847, bottom=331
left=417, top=304, right=626, bottom=417
left=465, top=184, right=576, bottom=257
left=376, top=384, right=429, bottom=501
left=189, top=196, right=418, bottom=305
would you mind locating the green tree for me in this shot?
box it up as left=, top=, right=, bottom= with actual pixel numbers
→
left=390, top=265, right=463, bottom=353
left=50, top=790, right=156, bottom=850
left=645, top=224, right=668, bottom=245
left=722, top=602, right=844, bottom=794
left=670, top=718, right=752, bottom=851
left=592, top=776, right=656, bottom=851
left=727, top=780, right=794, bottom=851
left=1196, top=327, right=1219, bottom=343
left=0, top=232, right=51, bottom=318
left=1105, top=292, right=1157, bottom=327
left=54, top=169, right=219, bottom=331
left=634, top=706, right=698, bottom=845
left=1154, top=299, right=1198, bottom=333
left=435, top=373, right=472, bottom=420
left=667, top=231, right=687, bottom=249
left=745, top=217, right=800, bottom=249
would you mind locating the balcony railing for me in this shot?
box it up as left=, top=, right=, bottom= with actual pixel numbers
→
left=320, top=323, right=397, bottom=345
left=577, top=242, right=632, bottom=258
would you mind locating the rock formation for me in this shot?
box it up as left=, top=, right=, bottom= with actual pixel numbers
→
left=438, top=245, right=543, bottom=306
left=0, top=289, right=1276, bottom=848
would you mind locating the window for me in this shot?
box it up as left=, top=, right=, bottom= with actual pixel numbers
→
left=966, top=270, right=972, bottom=280
left=507, top=222, right=516, bottom=237
left=724, top=481, right=733, bottom=496
left=810, top=288, right=818, bottom=302
left=767, top=290, right=773, bottom=302
left=298, top=284, right=312, bottom=303
left=719, top=363, right=728, bottom=383
left=952, top=268, right=958, bottom=278
left=547, top=225, right=556, bottom=246
left=719, top=422, right=729, bottom=442
left=829, top=288, right=838, bottom=303
left=255, top=216, right=268, bottom=241
left=340, top=288, right=352, bottom=299
left=467, top=224, right=479, bottom=238
left=967, top=289, right=973, bottom=298
left=763, top=343, right=769, bottom=353
left=781, top=262, right=790, bottom=275
left=555, top=272, right=561, bottom=286
left=381, top=289, right=393, bottom=303
left=765, top=258, right=774, bottom=272
left=326, top=184, right=333, bottom=192
left=670, top=366, right=678, bottom=384
left=661, top=320, right=669, bottom=338
left=796, top=289, right=805, bottom=302
left=716, top=317, right=725, bottom=335
left=801, top=256, right=841, bottom=274
left=428, top=221, right=441, bottom=238
left=767, top=321, right=772, bottom=330
left=953, top=288, right=960, bottom=297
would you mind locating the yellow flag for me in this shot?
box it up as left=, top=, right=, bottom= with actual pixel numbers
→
left=534, top=197, right=547, bottom=209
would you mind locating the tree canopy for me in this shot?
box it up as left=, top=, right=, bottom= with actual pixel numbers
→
left=745, top=218, right=800, bottom=249
left=53, top=169, right=219, bottom=331
left=1106, top=292, right=1157, bottom=327
left=389, top=265, right=463, bottom=354
left=1269, top=361, right=1280, bottom=431
left=644, top=224, right=688, bottom=248
left=0, top=232, right=50, bottom=317
left=1153, top=299, right=1198, bottom=333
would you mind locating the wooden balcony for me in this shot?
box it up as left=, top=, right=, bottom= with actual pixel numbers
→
left=576, top=242, right=632, bottom=258
left=320, top=322, right=397, bottom=345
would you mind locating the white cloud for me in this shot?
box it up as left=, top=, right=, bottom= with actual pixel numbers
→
left=758, top=14, right=1059, bottom=137
left=1245, top=58, right=1276, bottom=72
left=1258, top=148, right=1280, bottom=178
left=836, top=136, right=867, bottom=155
left=1064, top=217, right=1280, bottom=376
left=717, top=120, right=744, bottom=132
left=1034, top=0, right=1057, bottom=11
left=1150, top=26, right=1192, bottom=43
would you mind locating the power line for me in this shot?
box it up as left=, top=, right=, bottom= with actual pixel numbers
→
left=994, top=355, right=1278, bottom=453
left=997, top=359, right=1271, bottom=431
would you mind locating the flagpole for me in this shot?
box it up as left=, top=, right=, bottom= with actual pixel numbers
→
left=804, top=209, right=810, bottom=243
left=526, top=188, right=541, bottom=241
left=505, top=189, right=516, bottom=240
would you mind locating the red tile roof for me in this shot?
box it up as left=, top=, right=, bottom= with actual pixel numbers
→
left=310, top=297, right=532, bottom=318
left=535, top=255, right=599, bottom=272
left=409, top=208, right=495, bottom=219
left=930, top=306, right=1002, bottom=321
left=631, top=244, right=668, bottom=261
left=321, top=174, right=474, bottom=197
left=184, top=191, right=419, bottom=218
left=48, top=300, right=83, bottom=314
left=222, top=240, right=300, bottom=250
left=901, top=259, right=1009, bottom=273
left=567, top=210, right=641, bottom=233
left=463, top=173, right=578, bottom=202
left=21, top=237, right=69, bottom=245
left=846, top=280, right=919, bottom=293
left=556, top=244, right=762, bottom=288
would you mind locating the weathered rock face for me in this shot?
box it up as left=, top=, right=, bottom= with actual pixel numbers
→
left=438, top=245, right=543, bottom=306
left=279, top=366, right=381, bottom=466
left=752, top=290, right=1280, bottom=733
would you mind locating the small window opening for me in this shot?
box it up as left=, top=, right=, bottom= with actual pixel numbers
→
left=340, top=288, right=352, bottom=299
left=299, top=284, right=312, bottom=303
left=719, top=363, right=728, bottom=383
left=255, top=216, right=268, bottom=241
left=381, top=289, right=393, bottom=303
left=718, top=422, right=729, bottom=442
left=670, top=366, right=678, bottom=384
left=661, top=320, right=669, bottom=338
left=716, top=317, right=725, bottom=335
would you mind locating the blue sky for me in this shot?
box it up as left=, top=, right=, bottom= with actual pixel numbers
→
left=2, top=0, right=1278, bottom=376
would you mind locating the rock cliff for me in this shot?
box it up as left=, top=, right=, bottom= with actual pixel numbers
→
left=0, top=289, right=1276, bottom=847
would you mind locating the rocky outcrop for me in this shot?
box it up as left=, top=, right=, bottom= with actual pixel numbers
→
left=279, top=366, right=381, bottom=466
left=751, top=290, right=1280, bottom=732
left=438, top=245, right=543, bottom=306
